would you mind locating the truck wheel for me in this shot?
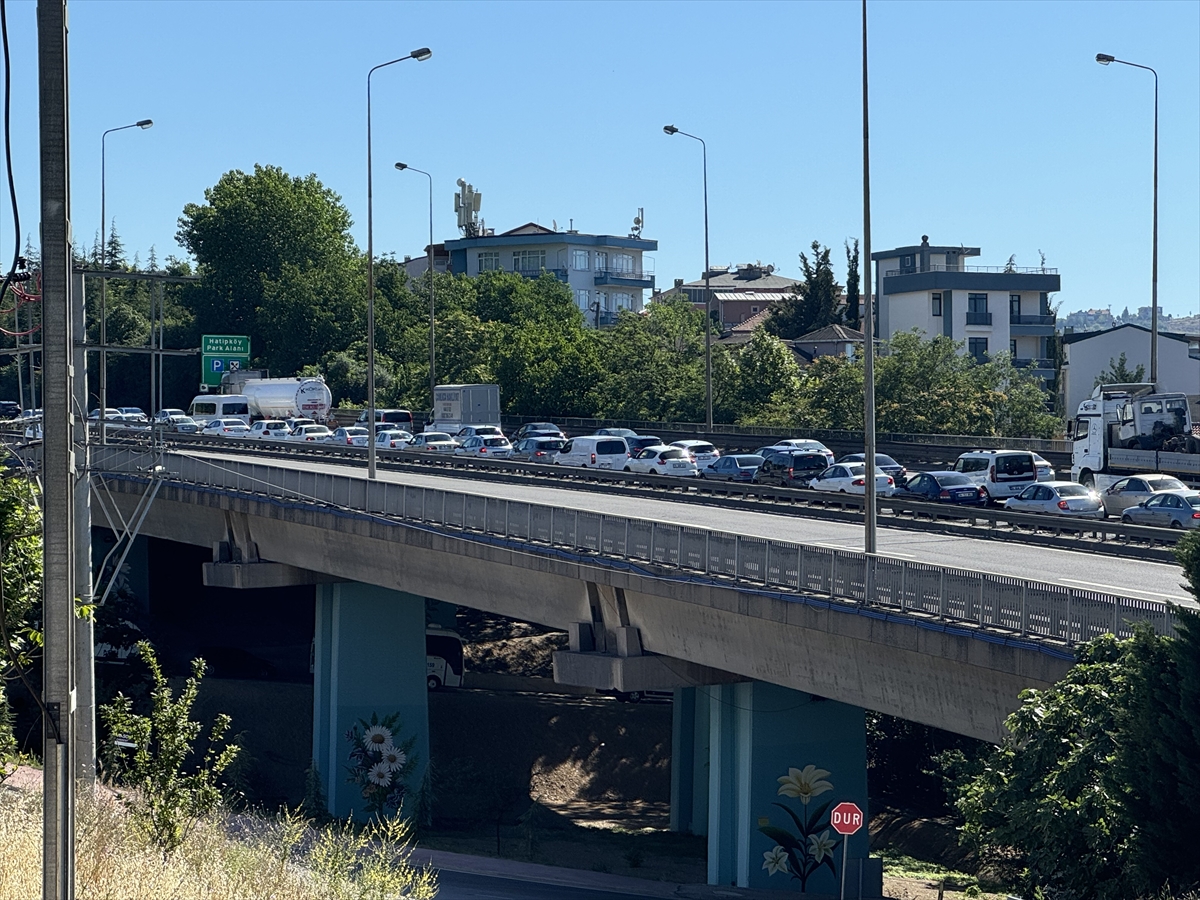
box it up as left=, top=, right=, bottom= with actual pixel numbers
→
left=427, top=675, right=442, bottom=691
left=1080, top=470, right=1095, bottom=489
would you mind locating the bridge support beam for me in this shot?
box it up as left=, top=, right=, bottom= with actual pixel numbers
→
left=312, top=583, right=430, bottom=820
left=699, top=681, right=881, bottom=896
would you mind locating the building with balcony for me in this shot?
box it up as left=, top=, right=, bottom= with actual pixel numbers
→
left=400, top=243, right=450, bottom=280
left=443, top=223, right=656, bottom=326
left=652, top=263, right=800, bottom=329
left=871, top=235, right=1061, bottom=382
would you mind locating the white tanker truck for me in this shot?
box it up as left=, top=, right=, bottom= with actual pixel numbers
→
left=188, top=372, right=333, bottom=425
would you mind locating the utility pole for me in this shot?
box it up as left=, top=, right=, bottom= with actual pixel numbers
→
left=38, top=2, right=77, bottom=898
left=862, top=0, right=878, bottom=562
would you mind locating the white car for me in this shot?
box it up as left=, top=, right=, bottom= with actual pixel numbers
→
left=624, top=445, right=700, bottom=477
left=1032, top=453, right=1055, bottom=482
left=249, top=420, right=291, bottom=440
left=407, top=432, right=457, bottom=452
left=809, top=462, right=895, bottom=496
left=201, top=417, right=251, bottom=437
left=455, top=435, right=513, bottom=458
left=376, top=429, right=414, bottom=449
left=670, top=440, right=721, bottom=470
left=328, top=426, right=371, bottom=447
left=153, top=408, right=187, bottom=423
left=285, top=417, right=316, bottom=432
left=288, top=424, right=333, bottom=442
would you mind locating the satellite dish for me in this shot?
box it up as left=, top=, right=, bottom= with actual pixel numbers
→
left=633, top=217, right=642, bottom=227
left=553, top=219, right=558, bottom=231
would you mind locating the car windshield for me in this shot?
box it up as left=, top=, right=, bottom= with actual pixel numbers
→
left=483, top=437, right=508, bottom=447
left=688, top=444, right=715, bottom=454
left=933, top=473, right=973, bottom=487
left=1188, top=495, right=1200, bottom=508
left=1057, top=484, right=1091, bottom=497
left=793, top=455, right=827, bottom=469
left=735, top=455, right=763, bottom=467
left=534, top=439, right=565, bottom=450
left=846, top=464, right=867, bottom=476
left=1148, top=476, right=1187, bottom=491
left=425, top=433, right=451, bottom=442
left=660, top=449, right=687, bottom=460
left=474, top=427, right=501, bottom=436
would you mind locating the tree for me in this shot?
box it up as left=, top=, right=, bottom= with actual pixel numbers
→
left=766, top=241, right=842, bottom=340
left=175, top=165, right=358, bottom=360
left=0, top=477, right=42, bottom=764
left=956, top=532, right=1200, bottom=899
left=733, top=327, right=804, bottom=422
left=1094, top=351, right=1146, bottom=387
left=843, top=239, right=860, bottom=331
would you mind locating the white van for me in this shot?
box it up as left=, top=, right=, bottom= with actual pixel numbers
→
left=188, top=394, right=251, bottom=426
left=953, top=450, right=1039, bottom=502
left=554, top=435, right=631, bottom=469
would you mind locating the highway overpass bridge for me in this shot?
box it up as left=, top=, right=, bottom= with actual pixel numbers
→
left=88, top=445, right=1182, bottom=894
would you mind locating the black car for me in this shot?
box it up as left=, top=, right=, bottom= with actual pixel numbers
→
left=893, top=471, right=986, bottom=506
left=513, top=422, right=566, bottom=441
left=0, top=400, right=20, bottom=419
left=625, top=435, right=664, bottom=452
left=752, top=451, right=829, bottom=488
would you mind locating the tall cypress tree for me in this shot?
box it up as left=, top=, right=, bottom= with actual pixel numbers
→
left=844, top=238, right=861, bottom=331
left=765, top=240, right=843, bottom=340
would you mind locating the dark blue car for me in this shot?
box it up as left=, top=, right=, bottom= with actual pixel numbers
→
left=893, top=471, right=986, bottom=506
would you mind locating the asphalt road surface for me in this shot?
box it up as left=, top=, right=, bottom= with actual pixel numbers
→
left=183, top=449, right=1191, bottom=605
left=436, top=869, right=668, bottom=900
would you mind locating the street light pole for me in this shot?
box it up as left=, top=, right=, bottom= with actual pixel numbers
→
left=395, top=163, right=436, bottom=414
left=99, top=119, right=152, bottom=442
left=663, top=125, right=713, bottom=429
left=862, top=0, right=877, bottom=558
left=366, top=48, right=431, bottom=479
left=1096, top=52, right=1158, bottom=385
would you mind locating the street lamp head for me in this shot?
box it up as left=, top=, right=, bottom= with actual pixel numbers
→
left=411, top=47, right=432, bottom=62
left=1096, top=53, right=1115, bottom=65
left=663, top=124, right=678, bottom=135
left=395, top=162, right=408, bottom=171
left=136, top=119, right=153, bottom=129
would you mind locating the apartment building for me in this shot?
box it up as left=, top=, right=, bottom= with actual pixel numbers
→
left=871, top=236, right=1061, bottom=382
left=443, top=223, right=657, bottom=326
left=654, top=263, right=800, bottom=329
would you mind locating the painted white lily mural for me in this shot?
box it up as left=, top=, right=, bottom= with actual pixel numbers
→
left=758, top=763, right=843, bottom=890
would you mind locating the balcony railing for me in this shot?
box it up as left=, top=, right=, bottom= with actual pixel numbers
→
left=514, top=267, right=568, bottom=282
left=1013, top=357, right=1055, bottom=370
left=1010, top=314, right=1057, bottom=326
left=594, top=267, right=653, bottom=280
left=965, top=311, right=993, bottom=326
left=885, top=264, right=1059, bottom=277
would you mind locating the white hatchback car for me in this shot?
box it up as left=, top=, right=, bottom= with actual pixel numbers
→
left=809, top=462, right=895, bottom=496
left=670, top=440, right=721, bottom=471
left=376, top=429, right=414, bottom=449
left=624, top=445, right=700, bottom=477
left=249, top=420, right=291, bottom=440
left=289, top=424, right=333, bottom=442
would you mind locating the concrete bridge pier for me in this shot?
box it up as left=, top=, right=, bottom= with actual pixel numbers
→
left=672, top=682, right=882, bottom=896
left=312, top=583, right=430, bottom=820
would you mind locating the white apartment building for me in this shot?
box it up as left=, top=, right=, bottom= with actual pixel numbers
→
left=444, top=223, right=656, bottom=326
left=871, top=236, right=1062, bottom=383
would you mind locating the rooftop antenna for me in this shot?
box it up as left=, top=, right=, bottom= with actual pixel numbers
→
left=454, top=178, right=482, bottom=237
left=630, top=207, right=643, bottom=238
left=553, top=219, right=558, bottom=232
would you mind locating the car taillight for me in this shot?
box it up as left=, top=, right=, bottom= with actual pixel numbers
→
left=853, top=478, right=865, bottom=486
left=534, top=451, right=545, bottom=457
left=887, top=477, right=894, bottom=485
left=978, top=487, right=987, bottom=497
left=1192, top=512, right=1200, bottom=519
left=939, top=490, right=951, bottom=499
left=1057, top=500, right=1070, bottom=510
left=786, top=468, right=794, bottom=477
left=591, top=453, right=596, bottom=463
left=479, top=447, right=487, bottom=453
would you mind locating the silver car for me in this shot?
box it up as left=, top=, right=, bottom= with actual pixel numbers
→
left=455, top=435, right=512, bottom=458
left=1120, top=490, right=1200, bottom=529
left=407, top=432, right=457, bottom=452
left=1101, top=474, right=1188, bottom=516
left=1004, top=481, right=1104, bottom=519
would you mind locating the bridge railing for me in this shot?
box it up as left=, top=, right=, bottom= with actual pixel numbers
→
left=93, top=447, right=1178, bottom=646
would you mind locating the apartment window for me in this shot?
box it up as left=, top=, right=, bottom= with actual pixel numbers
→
left=575, top=289, right=589, bottom=310
left=613, top=253, right=634, bottom=274
left=751, top=306, right=759, bottom=314
left=932, top=292, right=943, bottom=317
left=594, top=251, right=608, bottom=271
left=901, top=254, right=914, bottom=269
left=1010, top=340, right=1018, bottom=357
left=477, top=251, right=500, bottom=273
left=595, top=291, right=607, bottom=310
left=968, top=293, right=988, bottom=313
left=613, top=292, right=632, bottom=310
left=513, top=250, right=545, bottom=273
left=968, top=338, right=989, bottom=362
left=572, top=249, right=589, bottom=270
left=1010, top=294, right=1021, bottom=317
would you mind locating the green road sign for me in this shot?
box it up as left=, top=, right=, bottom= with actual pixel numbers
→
left=201, top=334, right=251, bottom=387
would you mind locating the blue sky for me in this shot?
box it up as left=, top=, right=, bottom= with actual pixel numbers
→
left=3, top=0, right=1198, bottom=316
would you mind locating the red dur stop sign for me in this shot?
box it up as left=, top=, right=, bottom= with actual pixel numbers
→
left=830, top=802, right=863, bottom=835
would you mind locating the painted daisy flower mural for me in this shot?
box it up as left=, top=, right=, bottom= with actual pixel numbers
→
left=344, top=712, right=418, bottom=815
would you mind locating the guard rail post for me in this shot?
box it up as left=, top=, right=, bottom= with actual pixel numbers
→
left=798, top=545, right=806, bottom=592
left=899, top=562, right=907, bottom=613
left=978, top=577, right=985, bottom=627
left=1021, top=581, right=1029, bottom=636
left=938, top=569, right=947, bottom=619
left=735, top=537, right=741, bottom=583
left=831, top=551, right=838, bottom=598
left=1066, top=592, right=1074, bottom=644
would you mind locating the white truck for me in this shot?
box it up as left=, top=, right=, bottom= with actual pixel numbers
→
left=427, top=383, right=501, bottom=435
left=189, top=374, right=333, bottom=425
left=1071, top=382, right=1200, bottom=489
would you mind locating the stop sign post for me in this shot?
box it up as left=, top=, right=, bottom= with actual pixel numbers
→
left=830, top=802, right=864, bottom=900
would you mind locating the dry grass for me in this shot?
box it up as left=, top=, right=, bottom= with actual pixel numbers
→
left=0, top=786, right=438, bottom=899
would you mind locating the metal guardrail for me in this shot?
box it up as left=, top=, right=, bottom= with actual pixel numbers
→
left=91, top=446, right=1179, bottom=646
